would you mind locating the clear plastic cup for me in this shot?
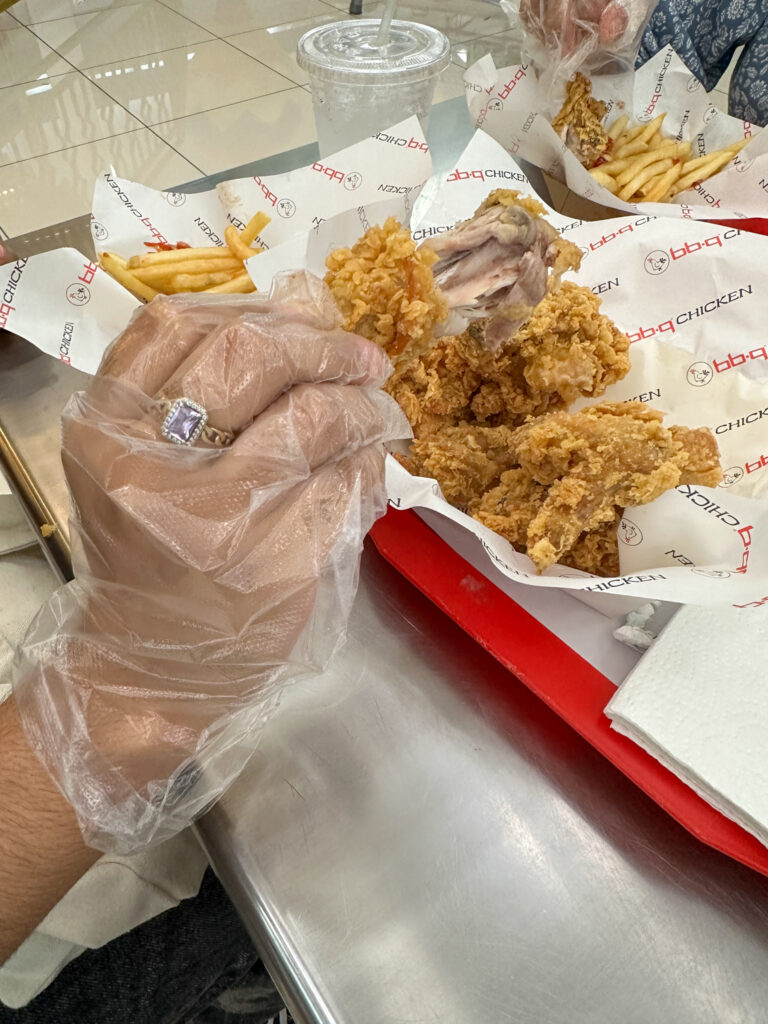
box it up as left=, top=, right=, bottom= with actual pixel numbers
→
left=297, top=20, right=451, bottom=158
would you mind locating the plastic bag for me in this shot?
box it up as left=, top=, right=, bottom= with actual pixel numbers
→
left=11, top=272, right=411, bottom=854
left=503, top=0, right=657, bottom=103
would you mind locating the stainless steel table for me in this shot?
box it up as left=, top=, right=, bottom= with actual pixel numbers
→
left=3, top=99, right=768, bottom=1024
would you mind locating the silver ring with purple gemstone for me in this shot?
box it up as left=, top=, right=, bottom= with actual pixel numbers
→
left=158, top=397, right=234, bottom=448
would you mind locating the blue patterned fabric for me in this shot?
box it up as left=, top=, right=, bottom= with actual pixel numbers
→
left=638, top=0, right=768, bottom=125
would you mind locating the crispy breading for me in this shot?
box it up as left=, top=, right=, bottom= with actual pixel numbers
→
left=387, top=281, right=630, bottom=437
left=552, top=72, right=609, bottom=168
left=513, top=402, right=723, bottom=572
left=398, top=424, right=518, bottom=508
left=404, top=402, right=722, bottom=576
left=324, top=216, right=449, bottom=358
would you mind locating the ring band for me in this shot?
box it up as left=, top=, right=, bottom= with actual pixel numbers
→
left=157, top=396, right=235, bottom=448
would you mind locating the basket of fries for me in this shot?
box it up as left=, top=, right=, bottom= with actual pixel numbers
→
left=465, top=45, right=768, bottom=223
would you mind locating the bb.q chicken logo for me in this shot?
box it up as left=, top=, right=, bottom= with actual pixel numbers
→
left=686, top=361, right=714, bottom=387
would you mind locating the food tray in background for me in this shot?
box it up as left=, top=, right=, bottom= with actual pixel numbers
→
left=370, top=506, right=768, bottom=878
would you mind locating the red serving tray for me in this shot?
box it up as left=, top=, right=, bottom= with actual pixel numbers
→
left=370, top=506, right=768, bottom=878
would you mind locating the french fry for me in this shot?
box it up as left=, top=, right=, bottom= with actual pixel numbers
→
left=589, top=168, right=618, bottom=193
left=133, top=257, right=241, bottom=284
left=128, top=246, right=232, bottom=268
left=99, top=252, right=158, bottom=302
left=225, top=224, right=259, bottom=262
left=671, top=148, right=742, bottom=195
left=205, top=272, right=256, bottom=294
left=240, top=211, right=270, bottom=246
left=614, top=142, right=678, bottom=187
left=613, top=139, right=648, bottom=159
left=643, top=163, right=684, bottom=203
left=607, top=114, right=629, bottom=140
left=618, top=158, right=674, bottom=201
left=167, top=270, right=240, bottom=292
left=637, top=113, right=666, bottom=145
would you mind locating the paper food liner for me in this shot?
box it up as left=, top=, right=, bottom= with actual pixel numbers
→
left=464, top=46, right=768, bottom=221
left=0, top=117, right=431, bottom=374
left=2, top=124, right=768, bottom=605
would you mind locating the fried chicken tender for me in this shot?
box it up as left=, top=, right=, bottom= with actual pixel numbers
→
left=387, top=281, right=630, bottom=437
left=512, top=402, right=722, bottom=572
left=398, top=424, right=519, bottom=508
left=324, top=216, right=449, bottom=358
left=406, top=402, right=721, bottom=576
left=552, top=72, right=609, bottom=168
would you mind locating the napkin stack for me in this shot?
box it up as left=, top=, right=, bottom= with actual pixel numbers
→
left=606, top=604, right=768, bottom=848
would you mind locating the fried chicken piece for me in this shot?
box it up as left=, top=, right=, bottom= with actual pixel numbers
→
left=552, top=73, right=609, bottom=168
left=472, top=468, right=546, bottom=548
left=513, top=402, right=722, bottom=572
left=423, top=189, right=582, bottom=349
left=387, top=282, right=630, bottom=437
left=398, top=424, right=518, bottom=508
left=324, top=216, right=449, bottom=358
left=561, top=514, right=621, bottom=578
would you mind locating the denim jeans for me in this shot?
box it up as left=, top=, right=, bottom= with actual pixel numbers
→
left=0, top=870, right=293, bottom=1024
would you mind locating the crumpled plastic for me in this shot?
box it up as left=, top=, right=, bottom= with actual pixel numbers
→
left=11, top=272, right=411, bottom=854
left=504, top=0, right=656, bottom=102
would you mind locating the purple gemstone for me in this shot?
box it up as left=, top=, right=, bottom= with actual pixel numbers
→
left=164, top=400, right=205, bottom=444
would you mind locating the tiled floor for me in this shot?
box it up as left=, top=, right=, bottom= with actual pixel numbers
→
left=0, top=0, right=522, bottom=237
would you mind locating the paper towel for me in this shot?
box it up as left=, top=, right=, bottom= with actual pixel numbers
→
left=606, top=603, right=768, bottom=850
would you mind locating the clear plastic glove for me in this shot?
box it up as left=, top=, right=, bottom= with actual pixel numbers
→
left=11, top=274, right=411, bottom=854
left=506, top=0, right=656, bottom=94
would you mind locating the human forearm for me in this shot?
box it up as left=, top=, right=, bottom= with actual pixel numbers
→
left=0, top=696, right=99, bottom=965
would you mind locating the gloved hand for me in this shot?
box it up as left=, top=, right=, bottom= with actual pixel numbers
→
left=12, top=277, right=410, bottom=853
left=511, top=0, right=655, bottom=95
left=519, top=0, right=630, bottom=57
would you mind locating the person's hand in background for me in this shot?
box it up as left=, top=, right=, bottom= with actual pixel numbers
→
left=519, top=0, right=630, bottom=57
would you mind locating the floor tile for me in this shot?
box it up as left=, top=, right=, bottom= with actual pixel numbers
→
left=0, top=71, right=143, bottom=166
left=156, top=87, right=316, bottom=174
left=0, top=25, right=71, bottom=87
left=158, top=0, right=330, bottom=37
left=225, top=12, right=339, bottom=87
left=30, top=1, right=213, bottom=69
left=0, top=11, right=19, bottom=27
left=85, top=38, right=294, bottom=124
left=451, top=28, right=524, bottom=71
left=10, top=0, right=140, bottom=25
left=0, top=127, right=200, bottom=237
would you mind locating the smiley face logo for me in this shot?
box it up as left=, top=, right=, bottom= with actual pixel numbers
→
left=92, top=221, right=108, bottom=242
left=686, top=361, right=713, bottom=387
left=618, top=517, right=643, bottom=546
left=165, top=191, right=186, bottom=207
left=720, top=466, right=745, bottom=488
left=343, top=171, right=362, bottom=191
left=277, top=198, right=296, bottom=218
left=66, top=283, right=91, bottom=306
left=644, top=249, right=670, bottom=275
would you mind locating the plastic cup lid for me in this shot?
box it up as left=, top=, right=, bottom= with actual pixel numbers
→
left=297, top=19, right=451, bottom=82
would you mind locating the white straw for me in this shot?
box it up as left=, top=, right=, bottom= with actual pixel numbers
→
left=375, top=0, right=398, bottom=46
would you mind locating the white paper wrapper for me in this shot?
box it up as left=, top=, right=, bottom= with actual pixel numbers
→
left=464, top=46, right=768, bottom=220
left=0, top=117, right=432, bottom=374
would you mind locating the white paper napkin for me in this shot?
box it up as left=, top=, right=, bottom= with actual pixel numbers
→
left=606, top=603, right=768, bottom=848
